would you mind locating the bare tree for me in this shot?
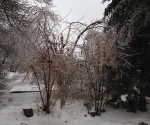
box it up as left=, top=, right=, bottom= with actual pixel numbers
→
left=17, top=4, right=81, bottom=114
left=78, top=28, right=124, bottom=116
left=0, top=0, right=56, bottom=79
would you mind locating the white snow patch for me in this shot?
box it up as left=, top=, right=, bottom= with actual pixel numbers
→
left=10, top=84, right=58, bottom=92
left=5, top=72, right=17, bottom=79
left=10, top=84, right=45, bottom=92
left=146, top=97, right=150, bottom=101
left=52, top=85, right=58, bottom=91
left=121, top=94, right=128, bottom=102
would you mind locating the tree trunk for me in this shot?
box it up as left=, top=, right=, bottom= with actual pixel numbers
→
left=139, top=87, right=147, bottom=112
left=46, top=91, right=50, bottom=114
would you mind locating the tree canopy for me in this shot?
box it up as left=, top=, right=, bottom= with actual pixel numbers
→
left=103, top=0, right=150, bottom=37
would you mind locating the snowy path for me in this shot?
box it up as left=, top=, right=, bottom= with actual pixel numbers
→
left=0, top=72, right=40, bottom=109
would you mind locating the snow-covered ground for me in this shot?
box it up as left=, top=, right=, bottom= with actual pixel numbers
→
left=1, top=101, right=150, bottom=125
left=0, top=72, right=40, bottom=108
left=0, top=72, right=150, bottom=125
left=10, top=84, right=44, bottom=93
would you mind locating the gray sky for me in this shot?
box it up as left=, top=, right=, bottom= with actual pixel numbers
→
left=52, top=0, right=109, bottom=24
left=52, top=0, right=109, bottom=51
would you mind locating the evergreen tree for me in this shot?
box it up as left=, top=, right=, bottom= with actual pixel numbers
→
left=103, top=0, right=150, bottom=112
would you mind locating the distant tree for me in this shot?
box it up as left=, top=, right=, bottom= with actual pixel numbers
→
left=0, top=0, right=56, bottom=77
left=0, top=0, right=29, bottom=80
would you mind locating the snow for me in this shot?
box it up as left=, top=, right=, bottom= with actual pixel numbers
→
left=0, top=72, right=40, bottom=108
left=146, top=97, right=150, bottom=101
left=5, top=72, right=25, bottom=79
left=0, top=101, right=150, bottom=125
left=5, top=72, right=18, bottom=79
left=121, top=94, right=128, bottom=102
left=10, top=84, right=58, bottom=92
left=1, top=72, right=150, bottom=125
left=10, top=84, right=45, bottom=93
left=52, top=85, right=58, bottom=91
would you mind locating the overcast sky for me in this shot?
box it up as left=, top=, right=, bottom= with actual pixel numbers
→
left=52, top=0, right=109, bottom=24
left=51, top=0, right=109, bottom=50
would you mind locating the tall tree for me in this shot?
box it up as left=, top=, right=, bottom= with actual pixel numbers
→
left=103, top=0, right=150, bottom=111
left=0, top=0, right=29, bottom=80
left=0, top=0, right=55, bottom=78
